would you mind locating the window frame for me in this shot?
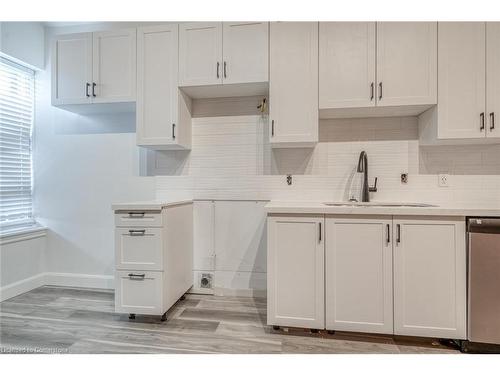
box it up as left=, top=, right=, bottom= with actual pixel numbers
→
left=0, top=56, right=36, bottom=232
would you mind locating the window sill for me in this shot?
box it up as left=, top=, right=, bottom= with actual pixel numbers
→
left=0, top=224, right=47, bottom=245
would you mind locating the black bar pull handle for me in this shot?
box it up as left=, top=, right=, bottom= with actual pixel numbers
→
left=490, top=112, right=495, bottom=131
left=128, top=273, right=145, bottom=279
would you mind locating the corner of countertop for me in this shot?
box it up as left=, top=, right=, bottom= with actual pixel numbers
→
left=111, top=199, right=193, bottom=211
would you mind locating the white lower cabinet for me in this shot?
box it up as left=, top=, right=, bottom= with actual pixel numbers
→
left=267, top=214, right=467, bottom=339
left=267, top=215, right=324, bottom=329
left=113, top=203, right=193, bottom=318
left=325, top=216, right=393, bottom=334
left=393, top=217, right=467, bottom=339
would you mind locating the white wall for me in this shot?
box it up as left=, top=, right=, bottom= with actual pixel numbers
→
left=0, top=235, right=46, bottom=301
left=0, top=22, right=45, bottom=70
left=33, top=24, right=156, bottom=288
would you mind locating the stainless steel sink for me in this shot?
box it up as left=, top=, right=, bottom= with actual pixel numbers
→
left=323, top=202, right=438, bottom=208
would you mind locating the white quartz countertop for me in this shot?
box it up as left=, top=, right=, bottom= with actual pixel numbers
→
left=111, top=200, right=193, bottom=211
left=265, top=201, right=500, bottom=217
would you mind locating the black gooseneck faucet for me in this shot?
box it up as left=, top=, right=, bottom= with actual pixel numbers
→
left=357, top=151, right=378, bottom=202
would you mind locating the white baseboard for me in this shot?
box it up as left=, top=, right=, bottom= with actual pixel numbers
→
left=44, top=272, right=114, bottom=290
left=0, top=272, right=114, bottom=301
left=0, top=273, right=46, bottom=302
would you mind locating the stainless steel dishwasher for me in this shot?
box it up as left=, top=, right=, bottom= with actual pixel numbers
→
left=467, top=218, right=500, bottom=348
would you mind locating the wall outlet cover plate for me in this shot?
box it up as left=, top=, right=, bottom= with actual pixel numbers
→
left=438, top=174, right=450, bottom=187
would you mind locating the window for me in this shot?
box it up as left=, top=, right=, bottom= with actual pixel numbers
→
left=0, top=57, right=35, bottom=229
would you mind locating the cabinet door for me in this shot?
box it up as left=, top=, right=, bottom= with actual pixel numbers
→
left=393, top=218, right=466, bottom=339
left=269, top=22, right=318, bottom=147
left=438, top=22, right=486, bottom=139
left=325, top=217, right=393, bottom=334
left=222, top=22, right=269, bottom=84
left=376, top=22, right=437, bottom=107
left=267, top=215, right=324, bottom=329
left=137, top=25, right=179, bottom=147
left=51, top=32, right=92, bottom=105
left=92, top=29, right=136, bottom=103
left=179, top=22, right=223, bottom=86
left=319, top=22, right=376, bottom=109
left=487, top=22, right=500, bottom=138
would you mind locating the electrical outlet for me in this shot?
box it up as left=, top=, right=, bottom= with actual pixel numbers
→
left=438, top=174, right=450, bottom=187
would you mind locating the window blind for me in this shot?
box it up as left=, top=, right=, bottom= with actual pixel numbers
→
left=0, top=57, right=35, bottom=227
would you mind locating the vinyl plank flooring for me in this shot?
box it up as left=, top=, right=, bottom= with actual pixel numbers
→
left=196, top=298, right=267, bottom=313
left=215, top=322, right=272, bottom=337
left=68, top=310, right=220, bottom=333
left=3, top=291, right=60, bottom=306
left=46, top=297, right=115, bottom=313
left=180, top=307, right=266, bottom=326
left=0, top=316, right=78, bottom=352
left=30, top=286, right=114, bottom=301
left=67, top=339, right=208, bottom=354
left=0, top=301, right=38, bottom=315
left=0, top=287, right=461, bottom=354
left=281, top=336, right=401, bottom=354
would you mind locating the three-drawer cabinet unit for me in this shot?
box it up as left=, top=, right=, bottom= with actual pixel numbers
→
left=112, top=201, right=193, bottom=321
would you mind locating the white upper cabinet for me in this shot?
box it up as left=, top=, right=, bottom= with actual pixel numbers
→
left=437, top=22, right=486, bottom=139
left=319, top=22, right=437, bottom=118
left=376, top=22, right=437, bottom=107
left=178, top=22, right=269, bottom=93
left=178, top=22, right=223, bottom=87
left=269, top=22, right=318, bottom=147
left=487, top=22, right=500, bottom=138
left=92, top=29, right=136, bottom=103
left=319, top=22, right=376, bottom=109
left=393, top=218, right=466, bottom=339
left=267, top=215, right=324, bottom=329
left=51, top=33, right=93, bottom=105
left=136, top=24, right=191, bottom=150
left=325, top=216, right=393, bottom=334
left=51, top=29, right=136, bottom=107
left=222, top=22, right=269, bottom=85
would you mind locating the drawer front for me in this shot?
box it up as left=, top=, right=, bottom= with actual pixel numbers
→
left=115, top=210, right=162, bottom=227
left=115, top=270, right=163, bottom=315
left=115, top=227, right=163, bottom=271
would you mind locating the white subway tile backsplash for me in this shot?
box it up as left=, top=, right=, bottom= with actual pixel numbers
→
left=154, top=115, right=500, bottom=206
